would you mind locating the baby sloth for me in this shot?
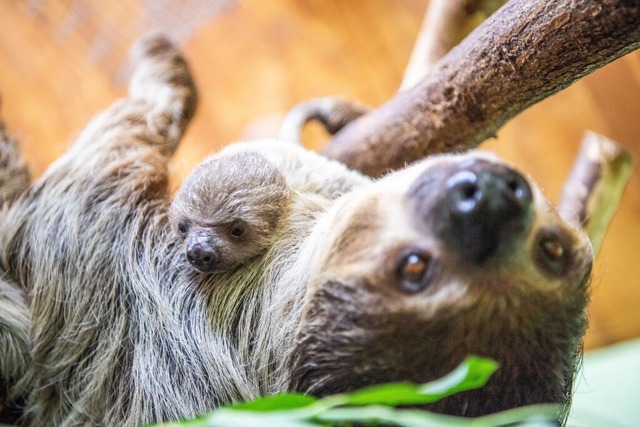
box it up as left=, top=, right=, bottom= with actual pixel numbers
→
left=170, top=150, right=289, bottom=272
left=170, top=140, right=371, bottom=273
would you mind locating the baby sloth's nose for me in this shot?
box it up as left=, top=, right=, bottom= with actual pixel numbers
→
left=186, top=242, right=218, bottom=272
left=444, top=159, right=533, bottom=264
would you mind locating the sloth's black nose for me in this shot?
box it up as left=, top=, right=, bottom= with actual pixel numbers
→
left=444, top=159, right=533, bottom=264
left=186, top=242, right=218, bottom=272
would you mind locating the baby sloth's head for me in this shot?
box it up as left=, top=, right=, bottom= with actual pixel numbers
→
left=289, top=151, right=593, bottom=420
left=170, top=151, right=289, bottom=273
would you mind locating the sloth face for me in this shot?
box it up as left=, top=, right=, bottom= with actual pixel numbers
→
left=169, top=151, right=289, bottom=273
left=290, top=152, right=592, bottom=418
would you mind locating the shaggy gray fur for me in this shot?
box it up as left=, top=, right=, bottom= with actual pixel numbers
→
left=0, top=116, right=30, bottom=423
left=0, top=36, right=368, bottom=426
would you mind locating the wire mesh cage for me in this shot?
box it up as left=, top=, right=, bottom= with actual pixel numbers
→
left=23, top=0, right=235, bottom=78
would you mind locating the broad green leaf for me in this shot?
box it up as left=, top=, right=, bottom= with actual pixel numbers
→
left=230, top=393, right=317, bottom=412
left=343, top=356, right=498, bottom=406
left=153, top=356, right=554, bottom=427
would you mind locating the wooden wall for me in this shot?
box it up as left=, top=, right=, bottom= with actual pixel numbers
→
left=1, top=0, right=638, bottom=350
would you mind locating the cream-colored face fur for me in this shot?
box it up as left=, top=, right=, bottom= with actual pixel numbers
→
left=310, top=152, right=592, bottom=302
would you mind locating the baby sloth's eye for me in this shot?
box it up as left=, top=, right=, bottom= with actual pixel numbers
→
left=177, top=221, right=188, bottom=236
left=396, top=251, right=435, bottom=294
left=230, top=224, right=245, bottom=238
left=535, top=229, right=569, bottom=276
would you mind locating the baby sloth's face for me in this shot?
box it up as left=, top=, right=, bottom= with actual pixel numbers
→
left=169, top=152, right=289, bottom=273
left=290, top=151, right=593, bottom=419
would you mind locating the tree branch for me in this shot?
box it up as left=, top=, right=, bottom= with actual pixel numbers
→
left=558, top=132, right=635, bottom=256
left=281, top=1, right=505, bottom=143
left=323, top=0, right=640, bottom=178
left=400, top=0, right=506, bottom=91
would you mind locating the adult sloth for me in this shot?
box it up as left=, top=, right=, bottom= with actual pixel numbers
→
left=0, top=36, right=591, bottom=426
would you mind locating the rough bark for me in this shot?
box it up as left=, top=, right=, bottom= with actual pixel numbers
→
left=323, top=0, right=640, bottom=178
left=280, top=1, right=505, bottom=144
left=400, top=0, right=506, bottom=91
left=558, top=132, right=635, bottom=255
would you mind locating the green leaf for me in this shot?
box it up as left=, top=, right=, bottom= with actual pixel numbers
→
left=230, top=393, right=318, bottom=412
left=156, top=404, right=559, bottom=427
left=315, top=404, right=560, bottom=427
left=419, top=356, right=498, bottom=397
left=199, top=408, right=322, bottom=427
left=316, top=405, right=466, bottom=427
left=343, top=356, right=498, bottom=406
left=150, top=356, right=509, bottom=427
left=158, top=408, right=322, bottom=427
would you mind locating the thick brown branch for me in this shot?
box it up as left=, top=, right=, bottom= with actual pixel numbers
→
left=400, top=0, right=506, bottom=91
left=283, top=1, right=506, bottom=142
left=323, top=0, right=640, bottom=178
left=558, top=132, right=635, bottom=256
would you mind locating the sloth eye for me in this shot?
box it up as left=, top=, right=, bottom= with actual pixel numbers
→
left=230, top=224, right=245, bottom=238
left=177, top=221, right=188, bottom=236
left=396, top=251, right=435, bottom=293
left=536, top=230, right=569, bottom=276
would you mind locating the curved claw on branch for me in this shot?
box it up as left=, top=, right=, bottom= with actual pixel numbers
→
left=279, top=96, right=371, bottom=145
